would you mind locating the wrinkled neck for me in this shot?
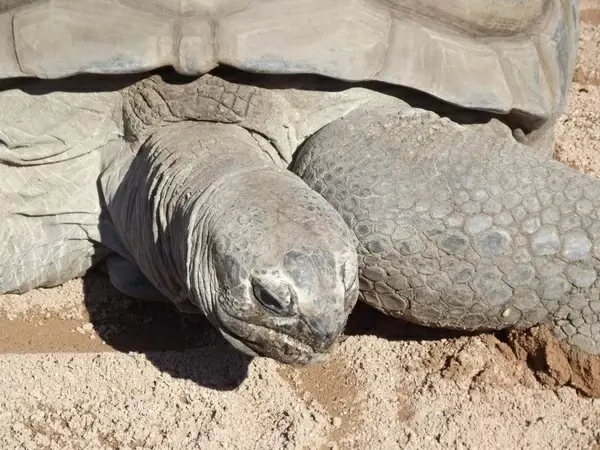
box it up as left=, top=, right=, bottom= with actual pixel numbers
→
left=113, top=121, right=278, bottom=315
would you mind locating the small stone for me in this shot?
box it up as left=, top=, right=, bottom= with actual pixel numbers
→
left=332, top=417, right=342, bottom=427
left=82, top=323, right=94, bottom=332
left=75, top=326, right=85, bottom=335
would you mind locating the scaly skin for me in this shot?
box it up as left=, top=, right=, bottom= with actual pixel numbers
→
left=293, top=108, right=600, bottom=355
left=102, top=121, right=359, bottom=364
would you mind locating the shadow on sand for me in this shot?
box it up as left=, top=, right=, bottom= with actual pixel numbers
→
left=81, top=271, right=252, bottom=391
left=81, top=270, right=476, bottom=391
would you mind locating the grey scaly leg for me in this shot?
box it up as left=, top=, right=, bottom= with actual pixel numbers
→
left=293, top=108, right=600, bottom=355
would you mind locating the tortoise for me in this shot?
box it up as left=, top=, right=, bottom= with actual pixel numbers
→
left=1, top=0, right=598, bottom=365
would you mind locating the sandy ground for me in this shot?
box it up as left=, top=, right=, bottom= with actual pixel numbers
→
left=2, top=7, right=600, bottom=450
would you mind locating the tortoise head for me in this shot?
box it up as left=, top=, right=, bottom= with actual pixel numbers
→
left=187, top=170, right=359, bottom=365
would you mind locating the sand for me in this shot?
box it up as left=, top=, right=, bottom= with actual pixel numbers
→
left=1, top=6, right=600, bottom=450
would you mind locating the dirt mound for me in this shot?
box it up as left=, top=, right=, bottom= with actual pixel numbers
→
left=503, top=327, right=600, bottom=398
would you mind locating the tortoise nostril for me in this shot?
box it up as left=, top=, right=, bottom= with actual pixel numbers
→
left=252, top=283, right=291, bottom=315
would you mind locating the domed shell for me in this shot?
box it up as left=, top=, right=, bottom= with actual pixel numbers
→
left=0, top=0, right=579, bottom=131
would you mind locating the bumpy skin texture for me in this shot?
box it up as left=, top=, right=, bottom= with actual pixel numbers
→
left=293, top=108, right=600, bottom=355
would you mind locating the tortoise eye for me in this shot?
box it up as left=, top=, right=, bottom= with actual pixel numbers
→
left=252, top=283, right=291, bottom=316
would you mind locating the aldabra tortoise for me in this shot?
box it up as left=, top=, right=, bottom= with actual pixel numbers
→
left=1, top=0, right=597, bottom=365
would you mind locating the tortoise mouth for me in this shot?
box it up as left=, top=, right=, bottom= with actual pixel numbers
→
left=215, top=309, right=334, bottom=366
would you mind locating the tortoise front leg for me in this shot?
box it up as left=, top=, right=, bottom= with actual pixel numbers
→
left=292, top=107, right=600, bottom=355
